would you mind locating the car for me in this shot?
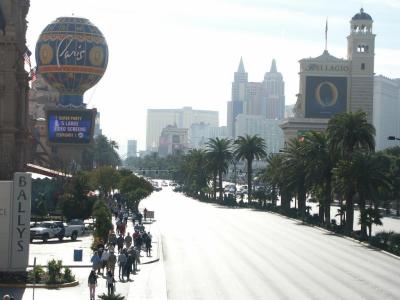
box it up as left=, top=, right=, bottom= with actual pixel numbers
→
left=30, top=221, right=84, bottom=243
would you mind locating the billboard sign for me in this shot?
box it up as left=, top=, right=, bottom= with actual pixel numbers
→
left=305, top=76, right=347, bottom=118
left=47, top=109, right=96, bottom=144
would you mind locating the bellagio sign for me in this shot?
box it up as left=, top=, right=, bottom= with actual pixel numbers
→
left=0, top=173, right=31, bottom=272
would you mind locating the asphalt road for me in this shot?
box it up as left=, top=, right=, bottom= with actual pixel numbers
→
left=144, top=186, right=400, bottom=300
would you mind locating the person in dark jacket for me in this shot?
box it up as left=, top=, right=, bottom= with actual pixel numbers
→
left=88, top=270, right=98, bottom=300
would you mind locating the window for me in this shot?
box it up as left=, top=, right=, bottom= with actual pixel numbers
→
left=361, top=63, right=365, bottom=70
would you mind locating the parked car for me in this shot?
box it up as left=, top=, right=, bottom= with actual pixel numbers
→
left=30, top=221, right=84, bottom=243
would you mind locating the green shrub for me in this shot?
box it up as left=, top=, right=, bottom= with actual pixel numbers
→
left=63, top=267, right=75, bottom=283
left=28, top=265, right=45, bottom=283
left=47, top=259, right=62, bottom=284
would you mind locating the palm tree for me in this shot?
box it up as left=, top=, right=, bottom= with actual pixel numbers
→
left=183, top=149, right=210, bottom=196
left=263, top=153, right=292, bottom=211
left=327, top=111, right=375, bottom=159
left=234, top=135, right=267, bottom=202
left=302, top=131, right=336, bottom=227
left=351, top=152, right=391, bottom=239
left=206, top=138, right=233, bottom=202
left=327, top=111, right=375, bottom=234
left=280, top=138, right=308, bottom=219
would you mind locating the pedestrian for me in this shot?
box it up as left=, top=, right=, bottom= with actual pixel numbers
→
left=106, top=270, right=116, bottom=296
left=125, top=253, right=134, bottom=281
left=124, top=232, right=132, bottom=249
left=120, top=221, right=126, bottom=236
left=108, top=230, right=117, bottom=248
left=143, top=232, right=152, bottom=257
left=90, top=251, right=101, bottom=274
left=88, top=269, right=97, bottom=300
left=107, top=250, right=117, bottom=276
left=118, top=249, right=127, bottom=281
left=144, top=208, right=148, bottom=221
left=100, top=248, right=109, bottom=275
left=138, top=212, right=143, bottom=224
left=134, top=233, right=143, bottom=256
left=117, top=234, right=124, bottom=253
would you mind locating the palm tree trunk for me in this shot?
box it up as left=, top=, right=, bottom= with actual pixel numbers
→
left=247, top=159, right=252, bottom=203
left=345, top=192, right=354, bottom=235
left=212, top=171, right=217, bottom=201
left=324, top=179, right=332, bottom=229
left=359, top=193, right=367, bottom=240
left=218, top=169, right=223, bottom=202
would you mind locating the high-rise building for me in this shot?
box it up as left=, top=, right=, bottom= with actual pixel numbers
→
left=189, top=123, right=228, bottom=149
left=227, top=58, right=285, bottom=138
left=235, top=114, right=284, bottom=154
left=264, top=59, right=285, bottom=120
left=146, top=107, right=218, bottom=151
left=127, top=140, right=137, bottom=158
left=373, top=76, right=400, bottom=150
left=158, top=125, right=189, bottom=157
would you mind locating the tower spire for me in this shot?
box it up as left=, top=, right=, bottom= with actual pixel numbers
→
left=237, top=56, right=245, bottom=73
left=270, top=59, right=277, bottom=72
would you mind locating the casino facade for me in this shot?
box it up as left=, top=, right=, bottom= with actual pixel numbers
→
left=280, top=8, right=375, bottom=143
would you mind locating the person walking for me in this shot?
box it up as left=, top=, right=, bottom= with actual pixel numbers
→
left=143, top=232, right=152, bottom=257
left=106, top=270, right=116, bottom=296
left=125, top=253, right=134, bottom=281
left=100, top=248, right=109, bottom=275
left=124, top=232, right=132, bottom=249
left=118, top=249, right=127, bottom=281
left=88, top=270, right=97, bottom=300
left=107, top=250, right=117, bottom=276
left=116, top=234, right=124, bottom=253
left=90, top=251, right=101, bottom=274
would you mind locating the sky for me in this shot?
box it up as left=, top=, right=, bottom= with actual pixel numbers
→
left=26, top=0, right=400, bottom=155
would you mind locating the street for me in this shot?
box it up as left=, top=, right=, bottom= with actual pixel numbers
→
left=144, top=185, right=400, bottom=300
left=2, top=185, right=400, bottom=300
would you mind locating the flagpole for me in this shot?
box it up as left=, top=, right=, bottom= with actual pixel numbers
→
left=325, top=18, right=328, bottom=51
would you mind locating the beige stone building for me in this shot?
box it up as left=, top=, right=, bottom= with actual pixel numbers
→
left=281, top=8, right=375, bottom=143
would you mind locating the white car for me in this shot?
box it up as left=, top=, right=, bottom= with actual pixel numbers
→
left=30, top=221, right=84, bottom=243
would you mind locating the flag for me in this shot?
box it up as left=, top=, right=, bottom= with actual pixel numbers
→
left=29, top=67, right=37, bottom=82
left=23, top=48, right=32, bottom=69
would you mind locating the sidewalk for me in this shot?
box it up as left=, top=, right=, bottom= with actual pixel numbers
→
left=0, top=217, right=162, bottom=300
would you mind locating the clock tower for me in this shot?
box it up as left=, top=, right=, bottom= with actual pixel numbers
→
left=347, top=8, right=375, bottom=122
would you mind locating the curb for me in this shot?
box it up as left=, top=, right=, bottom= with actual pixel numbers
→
left=0, top=280, right=79, bottom=289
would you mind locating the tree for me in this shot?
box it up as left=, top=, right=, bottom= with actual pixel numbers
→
left=206, top=138, right=233, bottom=202
left=182, top=149, right=210, bottom=196
left=58, top=172, right=96, bottom=221
left=91, top=166, right=120, bottom=197
left=81, top=134, right=121, bottom=170
left=327, top=111, right=375, bottom=235
left=350, top=152, right=390, bottom=239
left=92, top=199, right=113, bottom=242
left=280, top=138, right=308, bottom=219
left=359, top=207, right=383, bottom=238
left=118, top=173, right=153, bottom=212
left=234, top=135, right=266, bottom=202
left=302, top=131, right=335, bottom=227
left=262, top=153, right=291, bottom=211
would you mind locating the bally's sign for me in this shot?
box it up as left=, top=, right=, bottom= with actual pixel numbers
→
left=305, top=63, right=350, bottom=73
left=0, top=173, right=31, bottom=271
